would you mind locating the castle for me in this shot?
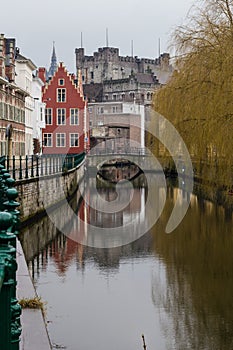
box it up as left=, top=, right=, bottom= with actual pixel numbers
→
left=75, top=46, right=172, bottom=104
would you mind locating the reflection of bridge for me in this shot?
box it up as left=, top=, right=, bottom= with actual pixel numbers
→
left=87, top=147, right=155, bottom=171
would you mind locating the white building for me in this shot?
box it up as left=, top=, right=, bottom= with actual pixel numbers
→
left=31, top=75, right=45, bottom=154
left=15, top=49, right=46, bottom=155
left=88, top=101, right=145, bottom=150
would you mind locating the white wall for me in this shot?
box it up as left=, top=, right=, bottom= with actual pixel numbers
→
left=15, top=61, right=34, bottom=154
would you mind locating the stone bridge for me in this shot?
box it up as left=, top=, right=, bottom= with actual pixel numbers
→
left=86, top=147, right=160, bottom=173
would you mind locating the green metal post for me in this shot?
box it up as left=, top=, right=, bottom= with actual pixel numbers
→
left=41, top=156, right=44, bottom=176
left=0, top=178, right=22, bottom=350
left=36, top=156, right=39, bottom=177
left=0, top=211, right=17, bottom=350
left=19, top=156, right=22, bottom=180
left=25, top=156, right=28, bottom=179
left=0, top=251, right=14, bottom=350
left=12, top=156, right=15, bottom=180
left=4, top=180, right=22, bottom=350
left=31, top=155, right=34, bottom=178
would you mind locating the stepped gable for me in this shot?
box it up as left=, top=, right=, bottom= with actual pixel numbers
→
left=44, top=62, right=85, bottom=104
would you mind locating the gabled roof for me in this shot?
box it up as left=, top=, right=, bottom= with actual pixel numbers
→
left=15, top=52, right=37, bottom=71
left=43, top=62, right=85, bottom=103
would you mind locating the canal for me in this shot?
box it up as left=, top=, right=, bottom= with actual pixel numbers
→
left=19, top=177, right=233, bottom=350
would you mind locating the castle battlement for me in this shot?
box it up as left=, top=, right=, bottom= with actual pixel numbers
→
left=75, top=46, right=171, bottom=85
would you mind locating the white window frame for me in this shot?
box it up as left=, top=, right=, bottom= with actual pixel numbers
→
left=70, top=108, right=79, bottom=125
left=57, top=108, right=66, bottom=125
left=45, top=108, right=52, bottom=125
left=43, top=133, right=52, bottom=147
left=70, top=133, right=79, bottom=147
left=57, top=88, right=66, bottom=102
left=56, top=133, right=66, bottom=147
left=59, top=79, right=64, bottom=86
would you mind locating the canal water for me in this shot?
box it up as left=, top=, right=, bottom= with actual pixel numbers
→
left=19, top=177, right=233, bottom=350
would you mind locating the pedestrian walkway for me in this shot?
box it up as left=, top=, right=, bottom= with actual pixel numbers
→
left=16, top=240, right=52, bottom=350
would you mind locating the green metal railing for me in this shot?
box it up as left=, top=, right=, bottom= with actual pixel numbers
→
left=1, top=152, right=86, bottom=181
left=0, top=158, right=21, bottom=350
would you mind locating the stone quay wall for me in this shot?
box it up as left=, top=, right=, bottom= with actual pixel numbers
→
left=16, top=161, right=85, bottom=223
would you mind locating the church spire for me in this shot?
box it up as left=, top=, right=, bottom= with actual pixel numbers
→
left=48, top=41, right=58, bottom=78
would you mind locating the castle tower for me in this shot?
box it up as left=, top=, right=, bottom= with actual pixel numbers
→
left=48, top=42, right=58, bottom=79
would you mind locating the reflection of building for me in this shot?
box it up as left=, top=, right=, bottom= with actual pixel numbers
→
left=27, top=184, right=152, bottom=276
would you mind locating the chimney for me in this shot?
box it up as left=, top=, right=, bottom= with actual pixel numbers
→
left=0, top=34, right=5, bottom=78
left=38, top=67, right=46, bottom=84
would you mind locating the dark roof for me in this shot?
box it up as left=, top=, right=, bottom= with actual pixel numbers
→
left=135, top=73, right=158, bottom=84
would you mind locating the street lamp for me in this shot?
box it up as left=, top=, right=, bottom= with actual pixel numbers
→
left=5, top=124, right=13, bottom=168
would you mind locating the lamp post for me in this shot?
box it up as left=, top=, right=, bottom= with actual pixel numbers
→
left=5, top=124, right=13, bottom=170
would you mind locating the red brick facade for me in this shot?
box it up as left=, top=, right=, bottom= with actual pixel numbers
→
left=0, top=34, right=26, bottom=156
left=42, top=63, right=89, bottom=155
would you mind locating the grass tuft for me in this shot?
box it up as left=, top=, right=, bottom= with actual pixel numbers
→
left=19, top=296, right=46, bottom=316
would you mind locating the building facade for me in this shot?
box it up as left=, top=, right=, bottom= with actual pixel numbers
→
left=31, top=74, right=46, bottom=154
left=40, top=62, right=88, bottom=155
left=89, top=101, right=145, bottom=151
left=75, top=46, right=172, bottom=104
left=75, top=47, right=171, bottom=85
left=15, top=50, right=39, bottom=155
left=0, top=34, right=27, bottom=157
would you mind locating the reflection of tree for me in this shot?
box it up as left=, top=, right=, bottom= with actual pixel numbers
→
left=151, top=186, right=233, bottom=350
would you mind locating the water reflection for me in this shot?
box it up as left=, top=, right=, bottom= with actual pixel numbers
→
left=152, top=183, right=233, bottom=350
left=20, top=179, right=233, bottom=350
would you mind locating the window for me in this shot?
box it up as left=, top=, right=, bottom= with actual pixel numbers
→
left=130, top=92, right=135, bottom=100
left=56, top=133, right=66, bottom=147
left=45, top=108, right=52, bottom=125
left=112, top=106, right=118, bottom=113
left=70, top=133, right=79, bottom=147
left=88, top=107, right=92, bottom=113
left=91, top=72, right=94, bottom=79
left=43, top=134, right=52, bottom=147
left=59, top=79, right=64, bottom=86
left=97, top=107, right=104, bottom=114
left=70, top=108, right=79, bottom=125
left=57, top=108, right=66, bottom=125
left=57, top=88, right=66, bottom=102
left=40, top=107, right=43, bottom=121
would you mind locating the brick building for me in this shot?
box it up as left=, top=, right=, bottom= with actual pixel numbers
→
left=39, top=62, right=88, bottom=155
left=0, top=34, right=27, bottom=156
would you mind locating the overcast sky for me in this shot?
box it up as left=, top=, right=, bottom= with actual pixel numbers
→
left=2, top=0, right=195, bottom=73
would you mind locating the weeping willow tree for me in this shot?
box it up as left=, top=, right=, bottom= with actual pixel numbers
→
left=154, top=0, right=233, bottom=186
